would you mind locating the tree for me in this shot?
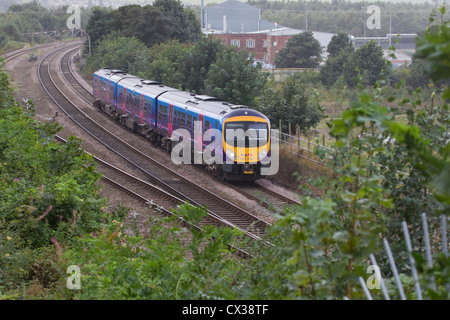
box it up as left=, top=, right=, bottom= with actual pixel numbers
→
left=150, top=0, right=201, bottom=43
left=85, top=6, right=114, bottom=48
left=319, top=46, right=353, bottom=87
left=275, top=31, right=323, bottom=68
left=326, top=31, right=353, bottom=58
left=86, top=2, right=201, bottom=51
left=255, top=77, right=323, bottom=132
left=204, top=49, right=268, bottom=107
left=415, top=10, right=450, bottom=100
left=132, top=40, right=192, bottom=89
left=86, top=34, right=148, bottom=74
left=176, top=36, right=226, bottom=93
left=342, top=41, right=386, bottom=87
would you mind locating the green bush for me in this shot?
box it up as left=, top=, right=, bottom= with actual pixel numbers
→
left=0, top=60, right=105, bottom=296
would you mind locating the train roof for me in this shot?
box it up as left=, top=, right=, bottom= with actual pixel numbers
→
left=95, top=68, right=176, bottom=97
left=94, top=68, right=268, bottom=120
left=158, top=91, right=264, bottom=118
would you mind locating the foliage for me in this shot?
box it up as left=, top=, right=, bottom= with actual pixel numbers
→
left=274, top=31, right=322, bottom=68
left=175, top=37, right=226, bottom=93
left=130, top=40, right=194, bottom=90
left=319, top=46, right=353, bottom=87
left=342, top=41, right=386, bottom=87
left=63, top=203, right=244, bottom=299
left=326, top=31, right=354, bottom=58
left=319, top=31, right=354, bottom=87
left=249, top=0, right=447, bottom=37
left=204, top=49, right=269, bottom=107
left=0, top=1, right=69, bottom=48
left=86, top=34, right=268, bottom=107
left=415, top=6, right=450, bottom=100
left=0, top=61, right=105, bottom=295
left=86, top=33, right=150, bottom=75
left=84, top=6, right=114, bottom=49
left=255, top=77, right=323, bottom=132
left=85, top=1, right=201, bottom=52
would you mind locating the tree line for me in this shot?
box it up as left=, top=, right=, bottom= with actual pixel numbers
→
left=85, top=0, right=201, bottom=50
left=248, top=0, right=447, bottom=37
left=0, top=1, right=77, bottom=49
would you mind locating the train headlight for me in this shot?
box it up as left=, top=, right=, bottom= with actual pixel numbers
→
left=226, top=149, right=235, bottom=160
left=258, top=149, right=267, bottom=160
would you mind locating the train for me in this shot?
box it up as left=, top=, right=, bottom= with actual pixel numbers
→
left=92, top=68, right=271, bottom=181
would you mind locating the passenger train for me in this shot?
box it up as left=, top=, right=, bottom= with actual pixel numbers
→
left=92, top=68, right=271, bottom=181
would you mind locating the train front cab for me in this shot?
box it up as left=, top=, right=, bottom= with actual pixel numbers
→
left=221, top=110, right=270, bottom=181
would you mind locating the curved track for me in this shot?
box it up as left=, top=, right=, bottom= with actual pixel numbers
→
left=39, top=44, right=272, bottom=245
left=54, top=134, right=253, bottom=256
left=1, top=40, right=81, bottom=64
left=61, top=47, right=302, bottom=214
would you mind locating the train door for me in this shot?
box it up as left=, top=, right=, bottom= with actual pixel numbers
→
left=117, top=86, right=123, bottom=111
left=132, top=91, right=139, bottom=121
left=122, top=87, right=127, bottom=114
left=140, top=94, right=144, bottom=124
left=106, top=80, right=110, bottom=104
left=168, top=104, right=174, bottom=137
left=197, top=114, right=204, bottom=151
left=95, top=74, right=99, bottom=97
left=144, top=97, right=152, bottom=126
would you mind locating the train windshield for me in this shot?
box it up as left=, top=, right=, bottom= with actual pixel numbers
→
left=224, top=121, right=268, bottom=147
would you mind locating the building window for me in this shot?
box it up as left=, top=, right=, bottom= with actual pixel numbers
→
left=262, top=40, right=267, bottom=48
left=246, top=39, right=255, bottom=48
left=230, top=39, right=240, bottom=47
left=262, top=53, right=267, bottom=62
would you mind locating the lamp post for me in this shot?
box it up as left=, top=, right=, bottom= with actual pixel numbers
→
left=305, top=4, right=308, bottom=31
left=364, top=5, right=366, bottom=42
left=389, top=0, right=392, bottom=47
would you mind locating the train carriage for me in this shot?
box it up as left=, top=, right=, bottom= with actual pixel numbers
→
left=93, top=68, right=271, bottom=181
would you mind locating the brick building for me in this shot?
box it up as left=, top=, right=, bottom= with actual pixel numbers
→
left=204, top=1, right=335, bottom=66
left=209, top=28, right=335, bottom=66
left=210, top=30, right=289, bottom=66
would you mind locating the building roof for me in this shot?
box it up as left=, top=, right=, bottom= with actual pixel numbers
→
left=209, top=0, right=256, bottom=10
left=205, top=0, right=282, bottom=33
left=247, top=27, right=336, bottom=51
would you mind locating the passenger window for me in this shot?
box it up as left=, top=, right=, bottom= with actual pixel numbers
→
left=109, top=85, right=114, bottom=101
left=187, top=114, right=192, bottom=130
left=193, top=116, right=198, bottom=130
left=181, top=112, right=186, bottom=127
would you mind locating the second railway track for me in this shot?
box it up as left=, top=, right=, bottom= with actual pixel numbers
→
left=39, top=43, right=272, bottom=243
left=60, top=47, right=302, bottom=214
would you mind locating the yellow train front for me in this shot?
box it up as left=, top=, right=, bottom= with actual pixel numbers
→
left=219, top=107, right=271, bottom=181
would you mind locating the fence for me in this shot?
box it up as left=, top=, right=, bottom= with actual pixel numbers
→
left=272, top=122, right=334, bottom=166
left=359, top=213, right=448, bottom=300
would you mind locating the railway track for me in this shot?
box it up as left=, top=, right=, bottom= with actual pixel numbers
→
left=61, top=47, right=302, bottom=214
left=53, top=134, right=254, bottom=256
left=39, top=43, right=272, bottom=245
left=225, top=182, right=301, bottom=213
left=1, top=40, right=81, bottom=64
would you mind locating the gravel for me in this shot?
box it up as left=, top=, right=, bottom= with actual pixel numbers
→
left=6, top=42, right=301, bottom=231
